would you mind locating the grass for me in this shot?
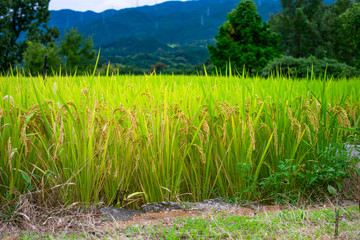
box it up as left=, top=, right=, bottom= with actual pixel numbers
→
left=0, top=73, right=359, bottom=208
left=124, top=207, right=360, bottom=239
left=11, top=205, right=360, bottom=239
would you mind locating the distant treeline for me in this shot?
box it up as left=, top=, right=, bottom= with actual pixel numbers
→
left=98, top=0, right=360, bottom=77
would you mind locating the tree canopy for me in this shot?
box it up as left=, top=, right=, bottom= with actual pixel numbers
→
left=59, top=29, right=96, bottom=74
left=23, top=41, right=61, bottom=76
left=0, top=0, right=58, bottom=72
left=340, top=1, right=360, bottom=67
left=269, top=0, right=360, bottom=68
left=22, top=29, right=96, bottom=75
left=269, top=0, right=324, bottom=58
left=208, top=0, right=281, bottom=74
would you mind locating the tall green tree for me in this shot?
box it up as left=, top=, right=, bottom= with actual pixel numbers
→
left=340, top=0, right=360, bottom=67
left=23, top=41, right=61, bottom=76
left=0, top=0, right=59, bottom=72
left=269, top=0, right=324, bottom=58
left=59, top=28, right=96, bottom=74
left=270, top=0, right=360, bottom=67
left=208, top=0, right=281, bottom=74
left=321, top=0, right=354, bottom=63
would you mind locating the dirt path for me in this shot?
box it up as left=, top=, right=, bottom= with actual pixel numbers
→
left=98, top=205, right=286, bottom=232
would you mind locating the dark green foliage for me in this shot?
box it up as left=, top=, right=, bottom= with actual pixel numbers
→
left=270, top=0, right=360, bottom=69
left=96, top=62, right=213, bottom=76
left=99, top=37, right=211, bottom=70
left=208, top=0, right=281, bottom=74
left=0, top=1, right=9, bottom=72
left=101, top=37, right=172, bottom=57
left=46, top=0, right=284, bottom=72
left=97, top=63, right=144, bottom=75
left=110, top=53, right=170, bottom=70
left=262, top=56, right=356, bottom=78
left=59, top=28, right=96, bottom=74
left=101, top=47, right=210, bottom=73
left=0, top=0, right=58, bottom=72
left=257, top=135, right=359, bottom=203
left=340, top=1, right=360, bottom=68
left=23, top=42, right=61, bottom=76
left=22, top=29, right=95, bottom=75
left=150, top=62, right=169, bottom=73
left=269, top=0, right=324, bottom=58
left=49, top=0, right=282, bottom=46
left=321, top=0, right=354, bottom=63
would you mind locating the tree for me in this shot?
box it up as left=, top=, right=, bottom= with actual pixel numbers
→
left=270, top=0, right=360, bottom=67
left=261, top=56, right=355, bottom=78
left=208, top=0, right=281, bottom=74
left=150, top=62, right=169, bottom=73
left=269, top=0, right=324, bottom=58
left=23, top=41, right=61, bottom=76
left=340, top=1, right=360, bottom=67
left=320, top=0, right=355, bottom=64
left=59, top=29, right=96, bottom=74
left=0, top=1, right=9, bottom=72
left=0, top=0, right=59, bottom=71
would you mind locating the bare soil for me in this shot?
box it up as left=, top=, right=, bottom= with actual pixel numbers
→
left=1, top=200, right=357, bottom=239
left=1, top=202, right=288, bottom=239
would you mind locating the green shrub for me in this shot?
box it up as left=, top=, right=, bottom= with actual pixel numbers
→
left=262, top=56, right=356, bottom=78
left=97, top=63, right=145, bottom=75
left=257, top=134, right=360, bottom=203
left=23, top=41, right=61, bottom=76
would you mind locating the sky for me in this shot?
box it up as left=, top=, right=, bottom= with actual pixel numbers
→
left=49, top=0, right=188, bottom=12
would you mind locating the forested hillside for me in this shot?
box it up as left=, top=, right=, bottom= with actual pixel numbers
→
left=48, top=0, right=337, bottom=72
left=49, top=0, right=282, bottom=45
left=48, top=0, right=283, bottom=68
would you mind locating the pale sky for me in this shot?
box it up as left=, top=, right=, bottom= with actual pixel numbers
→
left=49, top=0, right=188, bottom=12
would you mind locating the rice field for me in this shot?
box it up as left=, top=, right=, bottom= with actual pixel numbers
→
left=0, top=73, right=359, bottom=206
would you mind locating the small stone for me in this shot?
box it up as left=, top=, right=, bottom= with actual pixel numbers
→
left=167, top=202, right=182, bottom=209
left=141, top=202, right=165, bottom=213
left=141, top=201, right=184, bottom=213
left=140, top=198, right=264, bottom=213
left=100, top=207, right=142, bottom=221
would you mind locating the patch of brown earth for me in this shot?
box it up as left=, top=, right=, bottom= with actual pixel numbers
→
left=0, top=204, right=293, bottom=239
left=102, top=210, right=200, bottom=230
left=2, top=200, right=358, bottom=238
left=99, top=205, right=277, bottom=231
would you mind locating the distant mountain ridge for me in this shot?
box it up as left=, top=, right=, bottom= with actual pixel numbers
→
left=48, top=0, right=336, bottom=68
left=49, top=0, right=282, bottom=47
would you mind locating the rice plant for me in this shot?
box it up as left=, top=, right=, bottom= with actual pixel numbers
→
left=0, top=73, right=359, bottom=206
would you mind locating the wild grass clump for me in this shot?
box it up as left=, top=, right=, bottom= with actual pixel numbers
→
left=0, top=73, right=359, bottom=208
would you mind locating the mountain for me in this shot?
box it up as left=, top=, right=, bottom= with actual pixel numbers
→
left=101, top=37, right=172, bottom=57
left=48, top=0, right=335, bottom=69
left=49, top=0, right=282, bottom=46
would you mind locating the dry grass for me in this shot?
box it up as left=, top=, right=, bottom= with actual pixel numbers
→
left=2, top=201, right=359, bottom=239
left=0, top=192, right=104, bottom=238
